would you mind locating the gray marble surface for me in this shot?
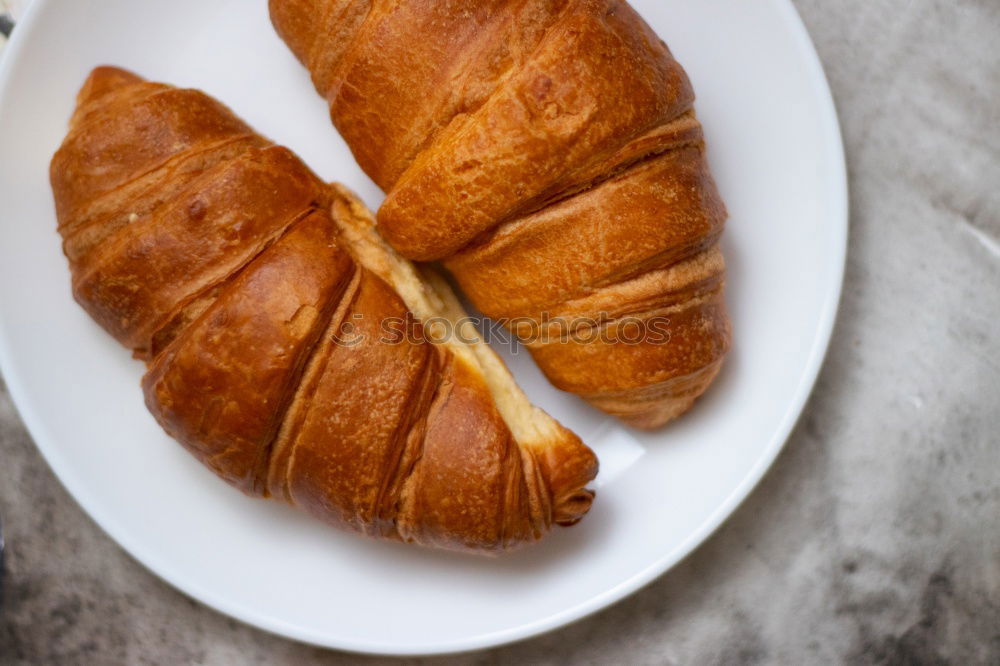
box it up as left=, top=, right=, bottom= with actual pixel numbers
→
left=1, top=0, right=998, bottom=664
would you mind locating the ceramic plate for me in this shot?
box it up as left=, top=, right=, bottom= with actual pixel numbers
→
left=0, top=0, right=846, bottom=655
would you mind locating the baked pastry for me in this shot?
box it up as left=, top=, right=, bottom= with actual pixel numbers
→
left=270, top=0, right=732, bottom=428
left=50, top=66, right=597, bottom=553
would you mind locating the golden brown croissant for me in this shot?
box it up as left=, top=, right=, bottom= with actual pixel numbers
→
left=50, top=66, right=597, bottom=554
left=270, top=0, right=732, bottom=428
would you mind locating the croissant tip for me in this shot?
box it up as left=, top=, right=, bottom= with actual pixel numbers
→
left=554, top=488, right=596, bottom=526
left=76, top=66, right=144, bottom=107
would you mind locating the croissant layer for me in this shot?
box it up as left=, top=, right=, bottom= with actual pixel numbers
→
left=51, top=67, right=597, bottom=554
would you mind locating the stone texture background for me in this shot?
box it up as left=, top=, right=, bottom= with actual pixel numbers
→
left=1, top=0, right=998, bottom=663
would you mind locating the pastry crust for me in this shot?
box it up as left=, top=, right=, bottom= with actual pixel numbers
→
left=270, top=0, right=732, bottom=427
left=51, top=67, right=597, bottom=554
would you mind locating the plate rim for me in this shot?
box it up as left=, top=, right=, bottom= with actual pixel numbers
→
left=0, top=0, right=848, bottom=656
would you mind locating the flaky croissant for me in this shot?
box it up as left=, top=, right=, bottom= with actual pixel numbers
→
left=50, top=66, right=597, bottom=554
left=271, top=0, right=732, bottom=428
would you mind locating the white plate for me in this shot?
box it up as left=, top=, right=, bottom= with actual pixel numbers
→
left=0, top=0, right=846, bottom=656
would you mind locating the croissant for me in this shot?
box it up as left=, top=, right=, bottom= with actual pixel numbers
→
left=50, top=66, right=597, bottom=554
left=270, top=0, right=732, bottom=428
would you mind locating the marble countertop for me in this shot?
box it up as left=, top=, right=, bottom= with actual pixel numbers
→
left=1, top=0, right=998, bottom=663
